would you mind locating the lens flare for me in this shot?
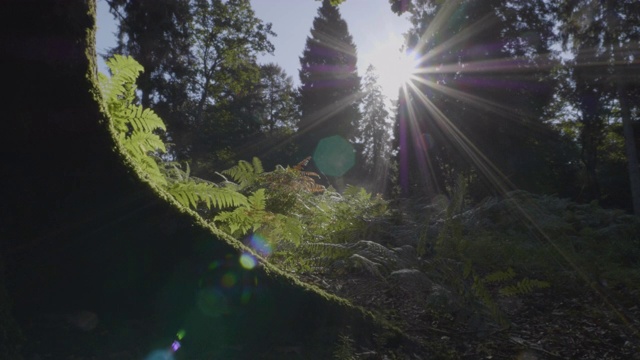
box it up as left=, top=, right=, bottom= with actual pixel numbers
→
left=221, top=272, right=237, bottom=287
left=171, top=340, right=181, bottom=352
left=239, top=253, right=257, bottom=270
left=240, top=288, right=252, bottom=304
left=313, top=135, right=355, bottom=177
left=145, top=349, right=174, bottom=360
left=249, top=233, right=272, bottom=256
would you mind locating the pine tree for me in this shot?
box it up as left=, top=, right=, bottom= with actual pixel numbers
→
left=359, top=65, right=392, bottom=192
left=296, top=0, right=362, bottom=167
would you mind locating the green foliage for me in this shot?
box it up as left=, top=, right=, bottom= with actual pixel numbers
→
left=221, top=157, right=264, bottom=190
left=100, top=55, right=249, bottom=218
left=164, top=168, right=248, bottom=211
left=214, top=156, right=392, bottom=270
left=214, top=189, right=269, bottom=235
left=302, top=185, right=389, bottom=245
left=98, top=54, right=144, bottom=110
left=427, top=184, right=556, bottom=328
left=333, top=333, right=356, bottom=360
left=499, top=278, right=550, bottom=297
left=100, top=55, right=396, bottom=281
left=472, top=272, right=509, bottom=327
left=100, top=54, right=167, bottom=186
left=483, top=267, right=516, bottom=284
left=108, top=0, right=277, bottom=172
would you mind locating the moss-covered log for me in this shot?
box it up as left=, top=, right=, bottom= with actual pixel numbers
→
left=0, top=1, right=415, bottom=358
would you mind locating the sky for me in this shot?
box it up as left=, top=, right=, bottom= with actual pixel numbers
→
left=95, top=0, right=413, bottom=101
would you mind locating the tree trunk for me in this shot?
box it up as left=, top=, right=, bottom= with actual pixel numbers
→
left=618, top=83, right=640, bottom=214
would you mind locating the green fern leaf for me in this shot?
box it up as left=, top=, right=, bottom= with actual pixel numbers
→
left=248, top=189, right=266, bottom=211
left=127, top=132, right=167, bottom=154
left=252, top=157, right=264, bottom=174
left=167, top=182, right=248, bottom=210
left=222, top=158, right=264, bottom=189
left=101, top=54, right=143, bottom=105
left=499, top=278, right=550, bottom=297
left=126, top=105, right=166, bottom=133
left=483, top=267, right=517, bottom=284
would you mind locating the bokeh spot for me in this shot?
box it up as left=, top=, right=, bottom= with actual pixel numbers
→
left=249, top=233, right=272, bottom=256
left=145, top=349, right=174, bottom=360
left=240, top=288, right=252, bottom=304
left=221, top=272, right=237, bottom=288
left=196, top=289, right=228, bottom=317
left=171, top=340, right=181, bottom=352
left=239, top=253, right=257, bottom=270
left=313, top=135, right=355, bottom=177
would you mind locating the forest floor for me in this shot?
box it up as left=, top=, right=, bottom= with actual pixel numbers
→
left=18, top=192, right=640, bottom=359
left=300, top=269, right=640, bottom=359
left=19, top=270, right=640, bottom=360
left=295, top=191, right=640, bottom=359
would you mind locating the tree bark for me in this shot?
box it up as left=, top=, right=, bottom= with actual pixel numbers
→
left=618, top=83, right=640, bottom=214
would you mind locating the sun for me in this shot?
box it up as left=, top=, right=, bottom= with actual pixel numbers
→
left=362, top=33, right=420, bottom=101
left=393, top=50, right=420, bottom=86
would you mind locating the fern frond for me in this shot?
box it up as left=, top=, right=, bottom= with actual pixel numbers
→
left=214, top=208, right=254, bottom=235
left=222, top=158, right=263, bottom=189
left=167, top=181, right=248, bottom=210
left=354, top=240, right=398, bottom=263
left=300, top=242, right=354, bottom=269
left=343, top=184, right=368, bottom=197
left=293, top=156, right=312, bottom=171
left=252, top=157, right=264, bottom=174
left=300, top=170, right=320, bottom=178
left=131, top=153, right=167, bottom=186
left=101, top=54, right=143, bottom=105
left=125, top=105, right=166, bottom=133
left=248, top=189, right=266, bottom=211
left=483, top=268, right=517, bottom=284
left=499, top=278, right=550, bottom=297
left=473, top=274, right=509, bottom=327
left=127, top=131, right=167, bottom=155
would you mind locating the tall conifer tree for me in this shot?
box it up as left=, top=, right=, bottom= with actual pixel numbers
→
left=359, top=65, right=392, bottom=192
left=296, top=0, right=362, bottom=164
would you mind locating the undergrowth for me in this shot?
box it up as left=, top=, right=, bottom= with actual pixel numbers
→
left=100, top=55, right=640, bottom=354
left=99, top=54, right=392, bottom=274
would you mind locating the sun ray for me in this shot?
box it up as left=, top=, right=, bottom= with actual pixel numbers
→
left=412, top=5, right=499, bottom=66
left=398, top=6, right=640, bottom=335
left=402, top=79, right=514, bottom=195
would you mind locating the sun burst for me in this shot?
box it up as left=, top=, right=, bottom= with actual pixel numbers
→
left=363, top=34, right=421, bottom=101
